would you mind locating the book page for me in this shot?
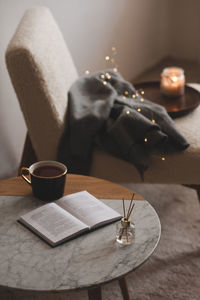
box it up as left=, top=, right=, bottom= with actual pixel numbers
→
left=19, top=203, right=88, bottom=245
left=56, top=191, right=121, bottom=228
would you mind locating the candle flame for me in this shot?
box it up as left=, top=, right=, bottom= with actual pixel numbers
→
left=171, top=76, right=178, bottom=83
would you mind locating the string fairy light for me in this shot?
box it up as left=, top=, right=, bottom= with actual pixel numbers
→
left=84, top=50, right=168, bottom=171
left=105, top=72, right=111, bottom=79
left=84, top=48, right=169, bottom=170
left=104, top=46, right=118, bottom=72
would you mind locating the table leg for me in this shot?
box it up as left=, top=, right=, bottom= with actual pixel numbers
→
left=118, top=277, right=130, bottom=300
left=88, top=286, right=102, bottom=300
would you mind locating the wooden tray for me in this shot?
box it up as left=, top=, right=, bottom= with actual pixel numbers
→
left=134, top=81, right=200, bottom=118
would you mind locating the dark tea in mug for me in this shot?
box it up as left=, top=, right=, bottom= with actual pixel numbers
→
left=33, top=165, right=64, bottom=177
left=21, top=161, right=67, bottom=201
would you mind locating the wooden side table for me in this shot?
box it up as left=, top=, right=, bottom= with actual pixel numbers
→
left=0, top=175, right=160, bottom=300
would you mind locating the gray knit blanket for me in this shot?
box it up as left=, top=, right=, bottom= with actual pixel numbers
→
left=57, top=70, right=189, bottom=178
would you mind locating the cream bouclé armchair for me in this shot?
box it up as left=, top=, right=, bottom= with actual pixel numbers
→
left=6, top=6, right=200, bottom=199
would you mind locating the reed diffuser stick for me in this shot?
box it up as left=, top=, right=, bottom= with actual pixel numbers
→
left=127, top=193, right=135, bottom=218
left=122, top=198, right=126, bottom=218
left=127, top=202, right=135, bottom=219
left=119, top=199, right=126, bottom=240
left=126, top=228, right=128, bottom=242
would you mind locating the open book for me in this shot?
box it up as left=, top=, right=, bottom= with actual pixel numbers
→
left=18, top=191, right=121, bottom=247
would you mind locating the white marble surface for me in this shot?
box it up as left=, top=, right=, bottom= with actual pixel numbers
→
left=0, top=196, right=161, bottom=293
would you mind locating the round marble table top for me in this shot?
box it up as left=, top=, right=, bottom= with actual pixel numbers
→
left=0, top=195, right=161, bottom=293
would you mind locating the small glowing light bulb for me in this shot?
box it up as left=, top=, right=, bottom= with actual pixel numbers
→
left=161, top=157, right=165, bottom=161
left=126, top=110, right=130, bottom=114
left=105, top=56, right=110, bottom=61
left=113, top=68, right=118, bottom=72
left=132, top=94, right=136, bottom=99
left=140, top=98, right=144, bottom=102
left=100, top=74, right=105, bottom=79
left=85, top=70, right=90, bottom=75
left=152, top=119, right=155, bottom=123
left=144, top=138, right=148, bottom=142
left=124, top=91, right=129, bottom=95
left=106, top=72, right=111, bottom=79
left=141, top=90, right=144, bottom=95
left=103, top=81, right=107, bottom=85
left=137, top=108, right=141, bottom=112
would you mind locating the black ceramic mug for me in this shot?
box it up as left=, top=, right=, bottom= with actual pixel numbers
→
left=21, top=161, right=67, bottom=201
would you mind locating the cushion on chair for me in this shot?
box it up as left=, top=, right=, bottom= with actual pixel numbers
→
left=6, top=6, right=78, bottom=160
left=90, top=84, right=200, bottom=184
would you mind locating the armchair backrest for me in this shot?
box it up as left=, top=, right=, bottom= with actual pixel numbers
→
left=6, top=6, right=78, bottom=160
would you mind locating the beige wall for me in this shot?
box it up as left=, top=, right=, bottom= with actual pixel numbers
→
left=66, top=0, right=169, bottom=80
left=169, top=0, right=200, bottom=62
left=0, top=0, right=199, bottom=179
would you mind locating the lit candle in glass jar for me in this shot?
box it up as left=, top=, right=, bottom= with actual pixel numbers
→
left=160, top=67, right=185, bottom=97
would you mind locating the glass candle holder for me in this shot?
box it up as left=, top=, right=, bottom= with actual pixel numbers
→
left=116, top=217, right=135, bottom=245
left=160, top=67, right=185, bottom=97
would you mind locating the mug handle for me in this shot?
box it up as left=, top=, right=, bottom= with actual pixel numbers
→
left=21, top=167, right=31, bottom=185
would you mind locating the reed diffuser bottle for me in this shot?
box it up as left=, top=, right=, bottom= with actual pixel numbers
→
left=116, top=194, right=135, bottom=245
left=116, top=217, right=135, bottom=245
